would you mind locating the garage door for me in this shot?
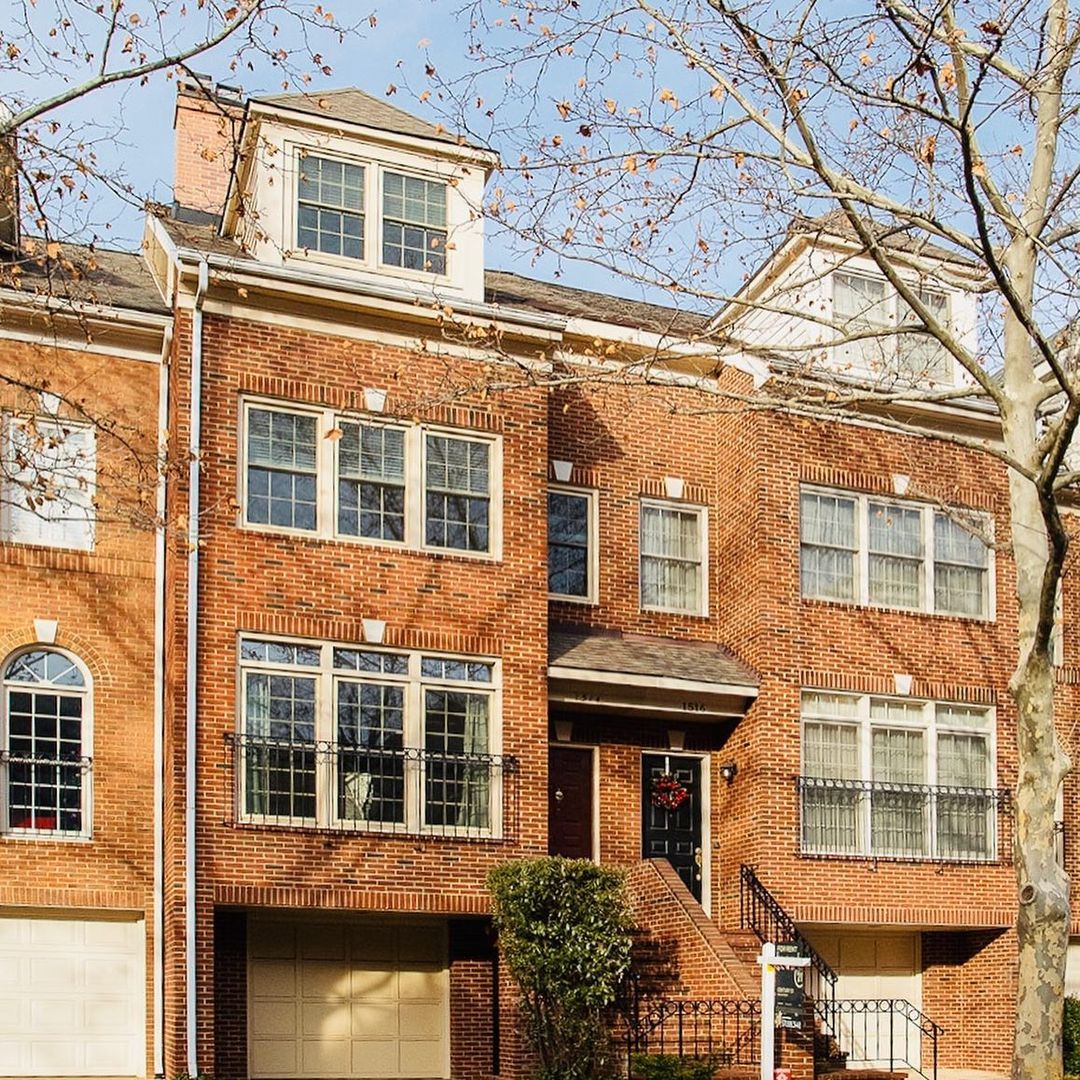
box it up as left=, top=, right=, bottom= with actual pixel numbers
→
left=807, top=930, right=922, bottom=1071
left=249, top=918, right=449, bottom=1079
left=0, top=914, right=145, bottom=1076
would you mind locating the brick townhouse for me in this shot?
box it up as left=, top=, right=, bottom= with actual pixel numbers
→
left=2, top=77, right=1077, bottom=1080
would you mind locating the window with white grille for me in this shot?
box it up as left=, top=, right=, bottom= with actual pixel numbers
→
left=800, top=691, right=996, bottom=862
left=640, top=500, right=707, bottom=614
left=800, top=487, right=992, bottom=617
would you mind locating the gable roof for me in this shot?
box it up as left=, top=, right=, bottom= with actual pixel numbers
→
left=253, top=88, right=484, bottom=150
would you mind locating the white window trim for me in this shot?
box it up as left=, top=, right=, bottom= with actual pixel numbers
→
left=830, top=270, right=955, bottom=384
left=239, top=398, right=503, bottom=561
left=286, top=145, right=452, bottom=282
left=548, top=485, right=599, bottom=605
left=799, top=689, right=999, bottom=862
left=800, top=485, right=995, bottom=620
left=639, top=498, right=709, bottom=616
left=0, top=414, right=96, bottom=551
left=236, top=634, right=503, bottom=839
left=1, top=646, right=94, bottom=842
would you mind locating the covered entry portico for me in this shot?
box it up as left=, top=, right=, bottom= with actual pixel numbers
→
left=546, top=628, right=758, bottom=905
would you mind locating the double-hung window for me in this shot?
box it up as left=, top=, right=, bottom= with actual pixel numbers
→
left=293, top=152, right=449, bottom=275
left=800, top=691, right=996, bottom=861
left=2, top=649, right=91, bottom=837
left=833, top=271, right=952, bottom=382
left=1, top=416, right=96, bottom=550
left=548, top=487, right=597, bottom=601
left=241, top=402, right=499, bottom=556
left=382, top=172, right=448, bottom=274
left=640, top=500, right=707, bottom=614
left=238, top=637, right=502, bottom=836
left=800, top=487, right=992, bottom=617
left=296, top=155, right=366, bottom=260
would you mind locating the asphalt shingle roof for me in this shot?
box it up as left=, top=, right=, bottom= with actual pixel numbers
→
left=549, top=628, right=758, bottom=689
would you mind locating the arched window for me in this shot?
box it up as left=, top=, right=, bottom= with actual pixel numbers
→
left=2, top=648, right=91, bottom=835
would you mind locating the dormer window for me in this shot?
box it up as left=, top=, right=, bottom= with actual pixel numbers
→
left=833, top=271, right=951, bottom=382
left=382, top=172, right=448, bottom=274
left=297, top=156, right=365, bottom=261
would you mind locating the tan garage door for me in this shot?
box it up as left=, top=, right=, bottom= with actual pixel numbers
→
left=0, top=914, right=145, bottom=1076
left=248, top=918, right=449, bottom=1079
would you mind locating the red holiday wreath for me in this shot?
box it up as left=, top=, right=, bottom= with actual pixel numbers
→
left=651, top=773, right=690, bottom=811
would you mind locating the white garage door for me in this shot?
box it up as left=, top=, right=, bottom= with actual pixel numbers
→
left=248, top=918, right=449, bottom=1080
left=0, top=914, right=145, bottom=1076
left=808, top=930, right=922, bottom=1072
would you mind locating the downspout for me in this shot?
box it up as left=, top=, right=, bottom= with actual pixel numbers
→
left=185, top=257, right=209, bottom=1076
left=153, top=324, right=173, bottom=1079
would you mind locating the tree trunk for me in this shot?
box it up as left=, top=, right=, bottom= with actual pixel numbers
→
left=1012, top=645, right=1070, bottom=1080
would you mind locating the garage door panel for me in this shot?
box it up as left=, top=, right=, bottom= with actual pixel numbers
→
left=399, top=927, right=443, bottom=964
left=352, top=1001, right=398, bottom=1037
left=252, top=999, right=296, bottom=1037
left=352, top=1038, right=401, bottom=1076
left=399, top=1038, right=446, bottom=1075
left=397, top=969, right=442, bottom=1000
left=252, top=958, right=296, bottom=996
left=399, top=1002, right=444, bottom=1039
left=303, top=1037, right=350, bottom=1074
left=300, top=923, right=346, bottom=961
left=352, top=967, right=397, bottom=998
left=349, top=925, right=397, bottom=963
left=302, top=1001, right=351, bottom=1038
left=0, top=915, right=144, bottom=1077
left=251, top=1038, right=298, bottom=1075
left=302, top=959, right=351, bottom=999
left=250, top=922, right=295, bottom=960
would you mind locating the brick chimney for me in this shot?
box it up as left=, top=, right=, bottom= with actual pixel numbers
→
left=173, top=76, right=245, bottom=219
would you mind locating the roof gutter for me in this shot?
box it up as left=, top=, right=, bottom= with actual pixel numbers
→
left=169, top=245, right=567, bottom=335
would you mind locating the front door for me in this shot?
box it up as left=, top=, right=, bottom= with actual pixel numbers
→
left=548, top=746, right=594, bottom=859
left=642, top=753, right=703, bottom=901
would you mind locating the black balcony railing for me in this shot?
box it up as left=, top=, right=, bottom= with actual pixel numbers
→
left=815, top=997, right=942, bottom=1080
left=224, top=734, right=520, bottom=841
left=797, top=776, right=1011, bottom=864
left=1, top=750, right=91, bottom=834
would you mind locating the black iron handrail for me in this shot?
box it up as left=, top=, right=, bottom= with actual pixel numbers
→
left=815, top=997, right=942, bottom=1080
left=797, top=775, right=1011, bottom=863
left=739, top=863, right=837, bottom=1005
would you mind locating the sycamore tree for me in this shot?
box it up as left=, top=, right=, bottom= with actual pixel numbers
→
left=0, top=0, right=360, bottom=531
left=430, top=0, right=1080, bottom=1074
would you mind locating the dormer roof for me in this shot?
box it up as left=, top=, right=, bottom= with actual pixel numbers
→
left=251, top=88, right=488, bottom=152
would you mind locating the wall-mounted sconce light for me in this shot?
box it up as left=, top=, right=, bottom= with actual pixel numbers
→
left=554, top=719, right=574, bottom=743
left=719, top=762, right=738, bottom=785
left=667, top=728, right=686, bottom=751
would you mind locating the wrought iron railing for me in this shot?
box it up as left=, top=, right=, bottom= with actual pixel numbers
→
left=815, top=997, right=942, bottom=1080
left=797, top=776, right=1011, bottom=864
left=739, top=864, right=837, bottom=1006
left=623, top=996, right=761, bottom=1072
left=224, top=734, right=519, bottom=840
left=0, top=749, right=92, bottom=833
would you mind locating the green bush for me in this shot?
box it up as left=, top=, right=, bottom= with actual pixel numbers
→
left=630, top=1053, right=725, bottom=1080
left=1065, top=997, right=1080, bottom=1073
left=488, top=857, right=634, bottom=1080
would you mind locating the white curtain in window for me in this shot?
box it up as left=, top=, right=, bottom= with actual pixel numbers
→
left=244, top=673, right=271, bottom=815
left=461, top=694, right=490, bottom=830
left=867, top=502, right=923, bottom=607
left=801, top=719, right=860, bottom=854
left=937, top=731, right=991, bottom=858
left=800, top=493, right=856, bottom=600
left=871, top=725, right=927, bottom=856
left=641, top=505, right=701, bottom=610
left=933, top=515, right=988, bottom=615
left=834, top=273, right=891, bottom=369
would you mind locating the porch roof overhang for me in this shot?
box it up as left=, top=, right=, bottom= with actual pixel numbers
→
left=548, top=629, right=759, bottom=721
